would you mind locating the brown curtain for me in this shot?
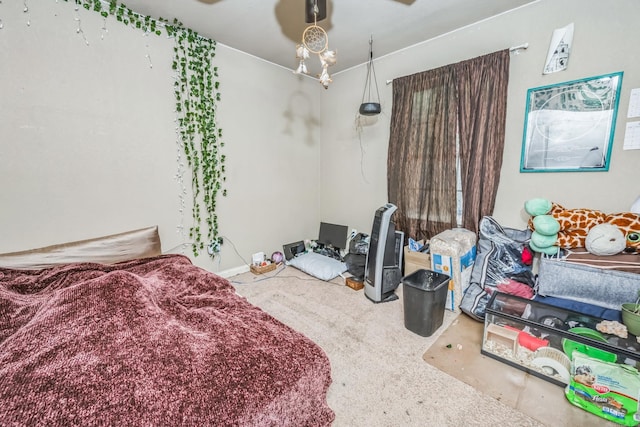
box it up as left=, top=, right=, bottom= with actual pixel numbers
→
left=456, top=49, right=510, bottom=235
left=387, top=50, right=510, bottom=240
left=387, top=66, right=458, bottom=241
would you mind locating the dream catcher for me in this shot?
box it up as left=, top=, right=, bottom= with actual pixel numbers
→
left=294, top=0, right=336, bottom=89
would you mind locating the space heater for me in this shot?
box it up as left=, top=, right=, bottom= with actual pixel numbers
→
left=364, top=203, right=404, bottom=303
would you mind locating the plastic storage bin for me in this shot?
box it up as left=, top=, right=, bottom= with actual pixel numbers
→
left=482, top=292, right=640, bottom=425
left=402, top=269, right=451, bottom=337
left=482, top=292, right=640, bottom=387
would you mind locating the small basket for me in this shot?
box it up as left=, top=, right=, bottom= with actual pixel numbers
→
left=250, top=263, right=277, bottom=275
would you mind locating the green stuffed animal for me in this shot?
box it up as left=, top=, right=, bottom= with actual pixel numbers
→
left=525, top=197, right=639, bottom=256
left=524, top=198, right=562, bottom=255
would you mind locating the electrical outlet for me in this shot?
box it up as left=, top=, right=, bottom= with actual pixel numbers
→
left=207, top=239, right=222, bottom=255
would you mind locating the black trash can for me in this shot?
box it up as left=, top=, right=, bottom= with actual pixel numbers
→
left=402, top=269, right=451, bottom=337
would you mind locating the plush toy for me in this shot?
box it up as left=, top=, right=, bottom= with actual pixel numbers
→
left=524, top=198, right=640, bottom=256
left=585, top=223, right=626, bottom=256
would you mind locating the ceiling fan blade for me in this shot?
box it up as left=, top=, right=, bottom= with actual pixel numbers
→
left=305, top=0, right=327, bottom=23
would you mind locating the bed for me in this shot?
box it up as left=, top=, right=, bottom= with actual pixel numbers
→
left=0, top=227, right=334, bottom=426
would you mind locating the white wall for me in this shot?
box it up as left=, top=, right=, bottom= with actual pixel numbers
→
left=321, top=0, right=640, bottom=234
left=3, top=0, right=639, bottom=274
left=0, top=1, right=321, bottom=273
left=0, top=2, right=178, bottom=250
left=214, top=47, right=323, bottom=271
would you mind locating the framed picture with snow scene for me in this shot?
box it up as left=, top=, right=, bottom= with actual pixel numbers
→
left=520, top=72, right=623, bottom=172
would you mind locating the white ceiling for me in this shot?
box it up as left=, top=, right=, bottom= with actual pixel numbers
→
left=122, top=0, right=537, bottom=74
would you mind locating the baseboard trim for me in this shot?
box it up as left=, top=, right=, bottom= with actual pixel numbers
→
left=218, top=264, right=250, bottom=278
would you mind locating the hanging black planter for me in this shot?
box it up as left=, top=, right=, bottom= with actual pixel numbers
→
left=359, top=102, right=381, bottom=116
left=359, top=36, right=381, bottom=116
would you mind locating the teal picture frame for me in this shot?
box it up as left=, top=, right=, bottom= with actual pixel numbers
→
left=520, top=72, right=623, bottom=173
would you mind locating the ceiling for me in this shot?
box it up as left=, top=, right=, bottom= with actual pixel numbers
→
left=122, top=0, right=537, bottom=75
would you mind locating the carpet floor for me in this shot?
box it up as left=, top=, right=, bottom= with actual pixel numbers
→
left=423, top=313, right=617, bottom=426
left=230, top=265, right=550, bottom=426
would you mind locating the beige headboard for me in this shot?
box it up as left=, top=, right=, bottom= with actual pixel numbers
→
left=0, top=226, right=162, bottom=270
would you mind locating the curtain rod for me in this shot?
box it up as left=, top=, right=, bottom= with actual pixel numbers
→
left=509, top=42, right=529, bottom=52
left=385, top=42, right=529, bottom=85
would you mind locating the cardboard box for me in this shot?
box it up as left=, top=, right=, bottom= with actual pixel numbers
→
left=403, top=240, right=431, bottom=277
left=345, top=276, right=364, bottom=290
left=430, top=229, right=477, bottom=312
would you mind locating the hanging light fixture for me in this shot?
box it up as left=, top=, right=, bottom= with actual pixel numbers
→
left=294, top=0, right=336, bottom=89
left=359, top=36, right=381, bottom=116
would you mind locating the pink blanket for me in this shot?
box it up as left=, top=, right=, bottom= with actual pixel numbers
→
left=0, top=255, right=334, bottom=426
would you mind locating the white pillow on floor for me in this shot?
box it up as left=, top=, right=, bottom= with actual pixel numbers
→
left=287, top=252, right=347, bottom=281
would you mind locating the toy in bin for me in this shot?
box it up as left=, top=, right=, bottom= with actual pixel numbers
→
left=503, top=325, right=549, bottom=351
left=562, top=327, right=617, bottom=363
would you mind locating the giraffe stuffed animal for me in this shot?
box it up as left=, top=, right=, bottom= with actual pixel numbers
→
left=525, top=198, right=640, bottom=255
left=605, top=211, right=640, bottom=252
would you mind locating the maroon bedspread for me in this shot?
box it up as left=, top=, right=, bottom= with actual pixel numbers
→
left=0, top=255, right=334, bottom=426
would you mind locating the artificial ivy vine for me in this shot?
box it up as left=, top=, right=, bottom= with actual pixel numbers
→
left=62, top=0, right=226, bottom=257
left=173, top=28, right=226, bottom=257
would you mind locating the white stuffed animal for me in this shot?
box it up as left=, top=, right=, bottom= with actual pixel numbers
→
left=585, top=223, right=626, bottom=256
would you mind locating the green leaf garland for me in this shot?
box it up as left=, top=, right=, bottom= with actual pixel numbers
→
left=61, top=0, right=226, bottom=257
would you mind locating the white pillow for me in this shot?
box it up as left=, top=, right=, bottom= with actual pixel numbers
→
left=287, top=252, right=347, bottom=281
